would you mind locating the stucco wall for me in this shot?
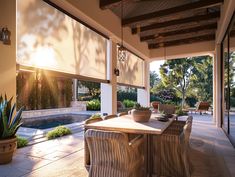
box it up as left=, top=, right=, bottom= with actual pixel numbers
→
left=0, top=0, right=16, bottom=101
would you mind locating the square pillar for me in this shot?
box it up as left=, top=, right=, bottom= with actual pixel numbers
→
left=101, top=40, right=117, bottom=115
left=137, top=61, right=150, bottom=107
left=0, top=0, right=16, bottom=101
left=215, top=44, right=222, bottom=128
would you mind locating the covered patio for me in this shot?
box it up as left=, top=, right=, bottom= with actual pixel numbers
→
left=0, top=0, right=235, bottom=177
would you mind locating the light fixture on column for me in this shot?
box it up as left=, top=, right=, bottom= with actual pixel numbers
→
left=114, top=68, right=120, bottom=76
left=118, top=0, right=127, bottom=62
left=0, top=27, right=11, bottom=45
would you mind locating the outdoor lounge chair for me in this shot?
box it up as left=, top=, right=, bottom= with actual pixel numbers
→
left=151, top=101, right=160, bottom=113
left=103, top=114, right=117, bottom=120
left=85, top=129, right=144, bottom=177
left=84, top=117, right=103, bottom=169
left=195, top=101, right=210, bottom=115
left=158, top=104, right=176, bottom=114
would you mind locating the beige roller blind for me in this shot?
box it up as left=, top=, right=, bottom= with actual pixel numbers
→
left=117, top=49, right=145, bottom=88
left=17, top=0, right=107, bottom=80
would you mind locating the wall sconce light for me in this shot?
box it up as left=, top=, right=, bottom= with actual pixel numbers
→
left=0, top=27, right=11, bottom=45
left=114, top=68, right=119, bottom=76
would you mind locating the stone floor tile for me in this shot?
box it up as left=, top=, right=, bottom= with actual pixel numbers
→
left=42, top=151, right=71, bottom=161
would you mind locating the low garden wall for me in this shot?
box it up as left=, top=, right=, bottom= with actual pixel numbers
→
left=22, top=101, right=87, bottom=119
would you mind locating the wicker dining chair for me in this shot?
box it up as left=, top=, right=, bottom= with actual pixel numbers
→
left=103, top=114, right=117, bottom=120
left=158, top=125, right=191, bottom=177
left=169, top=116, right=193, bottom=132
left=117, top=111, right=128, bottom=117
left=184, top=116, right=193, bottom=147
left=85, top=129, right=145, bottom=177
left=183, top=121, right=193, bottom=176
left=158, top=104, right=176, bottom=114
left=84, top=117, right=103, bottom=169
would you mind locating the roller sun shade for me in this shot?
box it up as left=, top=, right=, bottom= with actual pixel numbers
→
left=17, top=0, right=107, bottom=81
left=117, top=49, right=145, bottom=88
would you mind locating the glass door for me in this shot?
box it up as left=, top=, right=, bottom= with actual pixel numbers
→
left=229, top=17, right=235, bottom=145
left=223, top=35, right=229, bottom=134
left=222, top=13, right=235, bottom=146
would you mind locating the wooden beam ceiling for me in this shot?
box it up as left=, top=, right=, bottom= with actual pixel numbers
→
left=140, top=23, right=217, bottom=42
left=132, top=12, right=220, bottom=34
left=122, top=0, right=223, bottom=26
left=148, top=34, right=215, bottom=49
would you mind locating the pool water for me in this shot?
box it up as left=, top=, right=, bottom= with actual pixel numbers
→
left=22, top=114, right=90, bottom=129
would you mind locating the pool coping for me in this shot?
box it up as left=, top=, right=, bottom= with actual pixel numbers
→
left=17, top=111, right=98, bottom=141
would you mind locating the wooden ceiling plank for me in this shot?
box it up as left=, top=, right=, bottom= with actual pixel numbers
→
left=140, top=23, right=217, bottom=41
left=122, top=0, right=223, bottom=26
left=100, top=0, right=121, bottom=9
left=132, top=12, right=220, bottom=34
left=148, top=34, right=215, bottom=49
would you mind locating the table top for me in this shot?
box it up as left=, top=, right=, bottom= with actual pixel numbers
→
left=84, top=114, right=175, bottom=135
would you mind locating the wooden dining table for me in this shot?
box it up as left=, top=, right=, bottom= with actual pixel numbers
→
left=84, top=113, right=176, bottom=177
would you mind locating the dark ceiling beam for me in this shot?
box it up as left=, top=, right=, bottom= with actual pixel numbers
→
left=148, top=34, right=215, bottom=49
left=100, top=0, right=121, bottom=9
left=140, top=23, right=217, bottom=42
left=132, top=12, right=220, bottom=34
left=100, top=0, right=154, bottom=9
left=122, top=0, right=223, bottom=26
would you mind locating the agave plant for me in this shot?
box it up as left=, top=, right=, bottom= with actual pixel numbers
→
left=0, top=95, right=24, bottom=139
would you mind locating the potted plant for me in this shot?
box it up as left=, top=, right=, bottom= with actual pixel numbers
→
left=0, top=95, right=24, bottom=164
left=131, top=103, right=152, bottom=122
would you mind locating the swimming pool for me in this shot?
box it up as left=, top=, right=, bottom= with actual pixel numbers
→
left=22, top=114, right=90, bottom=129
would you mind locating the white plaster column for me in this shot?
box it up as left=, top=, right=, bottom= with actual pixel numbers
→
left=215, top=44, right=222, bottom=128
left=101, top=40, right=117, bottom=115
left=137, top=60, right=150, bottom=107
left=72, top=79, right=77, bottom=101
left=212, top=53, right=217, bottom=123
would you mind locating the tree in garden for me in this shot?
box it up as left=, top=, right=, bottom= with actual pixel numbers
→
left=150, top=71, right=160, bottom=88
left=192, top=56, right=213, bottom=103
left=78, top=80, right=100, bottom=99
left=159, top=58, right=196, bottom=108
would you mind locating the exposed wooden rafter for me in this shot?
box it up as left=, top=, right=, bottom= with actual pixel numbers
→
left=140, top=23, right=217, bottom=42
left=148, top=34, right=215, bottom=49
left=132, top=12, right=220, bottom=34
left=100, top=0, right=155, bottom=9
left=100, top=0, right=121, bottom=9
left=122, top=0, right=223, bottom=26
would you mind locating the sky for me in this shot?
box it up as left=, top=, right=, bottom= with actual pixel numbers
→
left=150, top=60, right=165, bottom=74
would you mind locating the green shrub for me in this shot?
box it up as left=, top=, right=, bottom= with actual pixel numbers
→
left=150, top=94, right=163, bottom=103
left=90, top=114, right=102, bottom=119
left=17, top=136, right=28, bottom=148
left=175, top=108, right=188, bottom=116
left=117, top=90, right=137, bottom=102
left=230, top=97, right=235, bottom=107
left=185, top=96, right=198, bottom=107
left=46, top=126, right=71, bottom=140
left=123, top=99, right=136, bottom=108
left=86, top=99, right=101, bottom=110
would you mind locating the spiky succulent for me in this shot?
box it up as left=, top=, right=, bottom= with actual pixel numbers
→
left=0, top=95, right=24, bottom=139
left=133, top=103, right=150, bottom=111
